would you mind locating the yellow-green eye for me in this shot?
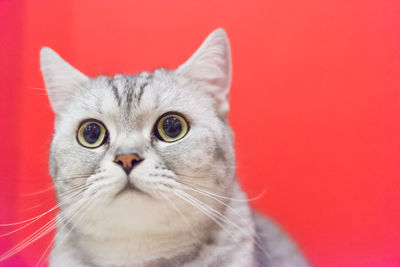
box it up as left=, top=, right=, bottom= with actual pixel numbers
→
left=77, top=120, right=108, bottom=148
left=156, top=113, right=189, bottom=142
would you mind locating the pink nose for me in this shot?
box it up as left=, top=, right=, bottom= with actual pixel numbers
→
left=113, top=153, right=143, bottom=174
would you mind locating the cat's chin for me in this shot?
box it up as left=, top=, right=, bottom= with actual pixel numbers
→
left=81, top=191, right=175, bottom=236
left=111, top=188, right=154, bottom=207
left=114, top=183, right=149, bottom=199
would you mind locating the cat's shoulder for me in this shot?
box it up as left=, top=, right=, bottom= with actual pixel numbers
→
left=252, top=211, right=310, bottom=267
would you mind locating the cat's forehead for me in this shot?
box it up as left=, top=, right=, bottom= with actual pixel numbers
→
left=107, top=72, right=153, bottom=107
left=73, top=69, right=198, bottom=130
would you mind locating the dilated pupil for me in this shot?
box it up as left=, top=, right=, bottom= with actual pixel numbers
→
left=163, top=117, right=182, bottom=138
left=83, top=123, right=101, bottom=144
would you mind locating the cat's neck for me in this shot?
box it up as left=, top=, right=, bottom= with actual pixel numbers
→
left=184, top=184, right=257, bottom=266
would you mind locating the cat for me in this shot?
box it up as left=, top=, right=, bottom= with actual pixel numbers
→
left=38, top=28, right=309, bottom=266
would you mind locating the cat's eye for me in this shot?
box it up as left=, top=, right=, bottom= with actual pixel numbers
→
left=155, top=113, right=189, bottom=142
left=77, top=120, right=108, bottom=148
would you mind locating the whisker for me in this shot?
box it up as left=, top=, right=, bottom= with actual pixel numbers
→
left=179, top=183, right=270, bottom=257
left=0, top=195, right=88, bottom=262
left=173, top=190, right=227, bottom=231
left=36, top=197, right=95, bottom=267
left=27, top=87, right=47, bottom=91
left=176, top=189, right=270, bottom=259
left=53, top=177, right=89, bottom=181
left=0, top=182, right=91, bottom=227
left=56, top=182, right=92, bottom=199
left=53, top=173, right=93, bottom=181
left=179, top=190, right=233, bottom=224
left=158, top=191, right=201, bottom=242
left=178, top=179, right=265, bottom=202
left=0, top=219, right=57, bottom=261
left=36, top=177, right=117, bottom=266
left=20, top=185, right=54, bottom=197
left=19, top=182, right=92, bottom=213
left=0, top=183, right=90, bottom=237
left=174, top=169, right=235, bottom=180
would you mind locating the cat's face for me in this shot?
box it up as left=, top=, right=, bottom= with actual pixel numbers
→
left=41, top=29, right=235, bottom=236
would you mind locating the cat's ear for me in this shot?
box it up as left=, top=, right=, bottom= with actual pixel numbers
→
left=177, top=28, right=232, bottom=117
left=40, top=47, right=89, bottom=114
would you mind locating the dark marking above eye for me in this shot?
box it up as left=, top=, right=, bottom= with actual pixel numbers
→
left=126, top=87, right=134, bottom=109
left=137, top=82, right=147, bottom=104
left=111, top=82, right=121, bottom=106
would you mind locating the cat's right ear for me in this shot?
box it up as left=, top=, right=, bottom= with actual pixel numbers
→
left=40, top=47, right=89, bottom=114
left=176, top=29, right=232, bottom=118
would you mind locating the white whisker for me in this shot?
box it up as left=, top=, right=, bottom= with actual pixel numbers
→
left=36, top=197, right=96, bottom=267
left=178, top=179, right=265, bottom=202
left=0, top=183, right=90, bottom=229
left=179, top=184, right=270, bottom=258
left=27, top=86, right=47, bottom=91
left=0, top=186, right=90, bottom=261
left=20, top=185, right=55, bottom=197
left=173, top=190, right=227, bottom=231
left=158, top=191, right=201, bottom=242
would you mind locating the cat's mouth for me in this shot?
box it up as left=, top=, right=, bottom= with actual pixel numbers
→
left=115, top=181, right=147, bottom=198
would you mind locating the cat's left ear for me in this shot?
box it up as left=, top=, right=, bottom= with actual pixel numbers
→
left=176, top=28, right=232, bottom=117
left=40, top=47, right=89, bottom=115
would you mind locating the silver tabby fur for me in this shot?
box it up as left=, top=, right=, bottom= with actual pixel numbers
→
left=40, top=29, right=309, bottom=267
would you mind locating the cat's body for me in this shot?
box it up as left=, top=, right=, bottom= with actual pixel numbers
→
left=40, top=29, right=309, bottom=267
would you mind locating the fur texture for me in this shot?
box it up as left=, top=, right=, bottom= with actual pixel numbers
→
left=40, top=29, right=309, bottom=267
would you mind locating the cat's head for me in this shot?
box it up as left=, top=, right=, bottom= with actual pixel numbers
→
left=41, top=29, right=236, bottom=236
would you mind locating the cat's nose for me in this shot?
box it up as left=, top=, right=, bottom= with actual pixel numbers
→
left=113, top=153, right=143, bottom=175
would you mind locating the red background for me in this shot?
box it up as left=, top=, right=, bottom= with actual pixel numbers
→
left=1, top=0, right=400, bottom=266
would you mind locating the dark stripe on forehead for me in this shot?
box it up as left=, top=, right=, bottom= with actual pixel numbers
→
left=109, top=73, right=154, bottom=112
left=137, top=82, right=147, bottom=104
left=110, top=79, right=122, bottom=106
left=136, top=72, right=153, bottom=105
left=126, top=79, right=135, bottom=111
